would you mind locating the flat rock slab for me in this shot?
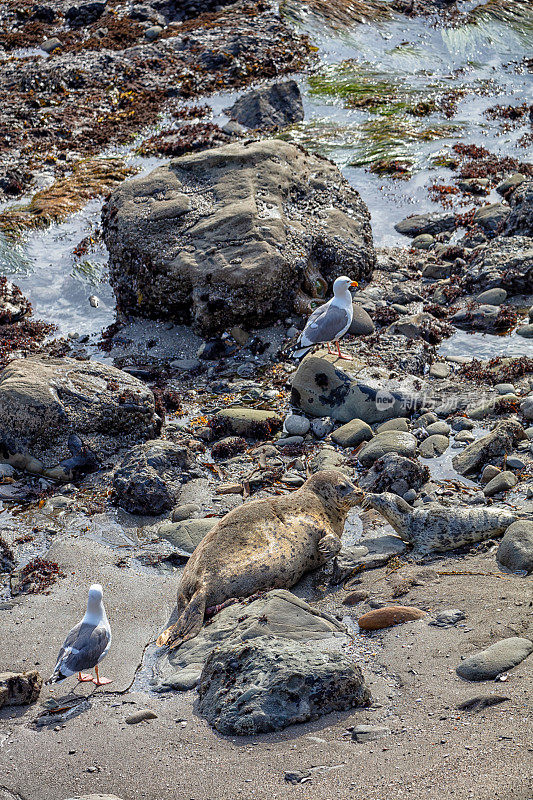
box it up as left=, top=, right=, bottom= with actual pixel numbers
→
left=456, top=637, right=533, bottom=681
left=0, top=356, right=157, bottom=466
left=157, top=518, right=217, bottom=556
left=102, top=139, right=374, bottom=334
left=351, top=724, right=389, bottom=742
left=197, top=635, right=371, bottom=735
left=155, top=589, right=348, bottom=692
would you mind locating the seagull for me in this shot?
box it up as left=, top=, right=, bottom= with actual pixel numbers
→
left=293, top=275, right=358, bottom=360
left=46, top=584, right=112, bottom=687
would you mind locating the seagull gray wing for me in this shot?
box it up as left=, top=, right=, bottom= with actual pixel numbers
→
left=52, top=621, right=111, bottom=678
left=300, top=303, right=351, bottom=346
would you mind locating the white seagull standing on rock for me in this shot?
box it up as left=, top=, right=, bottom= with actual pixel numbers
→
left=46, top=584, right=112, bottom=687
left=293, top=275, right=358, bottom=360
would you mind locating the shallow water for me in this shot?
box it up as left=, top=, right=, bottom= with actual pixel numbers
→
left=439, top=327, right=533, bottom=358
left=0, top=3, right=531, bottom=348
left=282, top=0, right=532, bottom=245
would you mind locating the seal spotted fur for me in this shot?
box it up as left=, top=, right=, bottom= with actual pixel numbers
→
left=157, top=470, right=363, bottom=649
left=362, top=492, right=517, bottom=555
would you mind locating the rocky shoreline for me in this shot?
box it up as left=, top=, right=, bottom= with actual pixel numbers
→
left=0, top=0, right=532, bottom=798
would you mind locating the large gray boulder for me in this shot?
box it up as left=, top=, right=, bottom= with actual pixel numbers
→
left=224, top=80, right=304, bottom=131
left=0, top=357, right=158, bottom=469
left=155, top=589, right=349, bottom=692
left=102, top=140, right=374, bottom=334
left=504, top=179, right=533, bottom=236
left=198, top=636, right=371, bottom=735
left=497, top=520, right=533, bottom=574
left=452, top=420, right=526, bottom=476
left=290, top=357, right=419, bottom=424
left=113, top=440, right=197, bottom=515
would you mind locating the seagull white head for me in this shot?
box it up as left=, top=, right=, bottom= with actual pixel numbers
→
left=87, top=584, right=104, bottom=614
left=332, top=275, right=358, bottom=297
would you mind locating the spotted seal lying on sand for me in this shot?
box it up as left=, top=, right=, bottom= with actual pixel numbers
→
left=157, top=470, right=363, bottom=649
left=362, top=492, right=517, bottom=555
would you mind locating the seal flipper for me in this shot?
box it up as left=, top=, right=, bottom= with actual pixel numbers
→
left=317, top=532, right=342, bottom=562
left=157, top=588, right=207, bottom=650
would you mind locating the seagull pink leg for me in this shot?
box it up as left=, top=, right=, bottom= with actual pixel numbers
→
left=336, top=340, right=353, bottom=361
left=326, top=342, right=332, bottom=354
left=77, top=672, right=94, bottom=682
left=92, top=665, right=112, bottom=686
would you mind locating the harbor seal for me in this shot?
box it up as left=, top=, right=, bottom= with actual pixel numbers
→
left=362, top=492, right=517, bottom=555
left=157, top=470, right=363, bottom=649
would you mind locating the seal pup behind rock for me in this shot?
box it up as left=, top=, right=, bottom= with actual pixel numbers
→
left=157, top=470, right=363, bottom=649
left=362, top=492, right=517, bottom=555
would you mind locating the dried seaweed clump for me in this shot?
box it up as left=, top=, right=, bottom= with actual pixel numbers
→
left=0, top=536, right=15, bottom=573
left=139, top=123, right=232, bottom=157
left=12, top=558, right=65, bottom=595
left=458, top=356, right=533, bottom=386
left=0, top=159, right=136, bottom=236
left=211, top=437, right=248, bottom=459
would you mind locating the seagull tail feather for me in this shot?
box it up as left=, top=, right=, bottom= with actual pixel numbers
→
left=45, top=670, right=66, bottom=685
left=291, top=345, right=312, bottom=360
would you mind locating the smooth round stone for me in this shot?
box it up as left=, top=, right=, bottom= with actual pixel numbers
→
left=497, top=520, right=533, bottom=574
left=483, top=470, right=518, bottom=497
left=391, top=304, right=409, bottom=315
left=349, top=304, right=375, bottom=336
left=481, top=464, right=500, bottom=485
left=476, top=288, right=507, bottom=305
left=454, top=430, right=475, bottom=444
left=456, top=637, right=533, bottom=681
left=524, top=426, right=533, bottom=440
left=517, top=324, right=533, bottom=338
left=403, top=488, right=417, bottom=504
left=426, top=421, right=450, bottom=436
left=411, top=234, right=435, bottom=250
left=41, top=37, right=61, bottom=53
left=376, top=418, right=409, bottom=433
left=331, top=418, right=373, bottom=447
left=311, top=417, right=334, bottom=439
left=495, top=383, right=516, bottom=395
left=284, top=414, right=310, bottom=436
left=145, top=25, right=163, bottom=40
left=358, top=431, right=417, bottom=467
left=413, top=412, right=438, bottom=429
left=429, top=362, right=451, bottom=379
left=451, top=417, right=475, bottom=431
left=506, top=456, right=526, bottom=471
left=419, top=434, right=449, bottom=458
left=0, top=463, right=15, bottom=478
left=520, top=397, right=533, bottom=420
left=172, top=503, right=201, bottom=522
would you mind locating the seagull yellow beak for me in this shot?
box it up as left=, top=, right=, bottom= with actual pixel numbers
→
left=351, top=281, right=358, bottom=287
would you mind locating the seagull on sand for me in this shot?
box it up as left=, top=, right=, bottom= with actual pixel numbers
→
left=46, top=584, right=112, bottom=687
left=293, top=275, right=358, bottom=360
